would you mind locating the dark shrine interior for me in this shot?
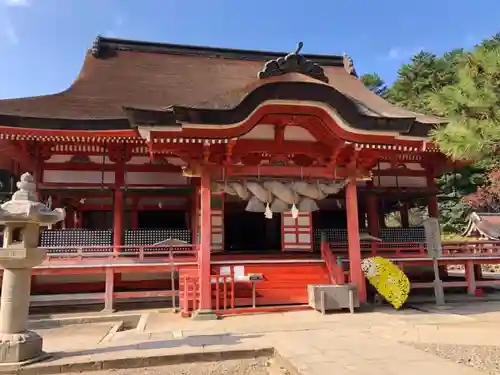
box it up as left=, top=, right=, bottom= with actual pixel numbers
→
left=137, top=211, right=188, bottom=229
left=224, top=201, right=282, bottom=252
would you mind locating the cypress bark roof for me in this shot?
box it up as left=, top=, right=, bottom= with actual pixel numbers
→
left=0, top=36, right=445, bottom=134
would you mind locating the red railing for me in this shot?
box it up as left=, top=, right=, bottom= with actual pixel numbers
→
left=212, top=274, right=236, bottom=312
left=329, top=241, right=425, bottom=258
left=327, top=240, right=500, bottom=259
left=442, top=240, right=500, bottom=256
left=43, top=244, right=198, bottom=263
left=320, top=237, right=346, bottom=284
left=181, top=275, right=199, bottom=317
left=180, top=274, right=235, bottom=316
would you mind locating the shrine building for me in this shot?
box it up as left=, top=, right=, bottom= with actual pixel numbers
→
left=0, top=36, right=462, bottom=314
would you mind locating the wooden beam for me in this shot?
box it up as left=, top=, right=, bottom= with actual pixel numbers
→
left=43, top=162, right=182, bottom=173
left=373, top=169, right=427, bottom=177
left=0, top=140, right=36, bottom=172
left=224, top=165, right=346, bottom=179
left=232, top=139, right=332, bottom=159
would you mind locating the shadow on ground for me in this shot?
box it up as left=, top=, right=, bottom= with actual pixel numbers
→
left=46, top=333, right=264, bottom=361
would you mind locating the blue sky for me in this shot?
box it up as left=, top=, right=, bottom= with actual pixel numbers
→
left=0, top=0, right=498, bottom=99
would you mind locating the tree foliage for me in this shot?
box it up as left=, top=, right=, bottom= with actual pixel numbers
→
left=436, top=165, right=485, bottom=232
left=360, top=33, right=500, bottom=233
left=429, top=35, right=500, bottom=222
left=463, top=169, right=500, bottom=211
left=360, top=73, right=388, bottom=97
left=430, top=46, right=500, bottom=160
left=386, top=49, right=464, bottom=112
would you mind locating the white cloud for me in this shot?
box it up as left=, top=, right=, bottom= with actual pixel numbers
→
left=386, top=46, right=423, bottom=61
left=4, top=0, right=29, bottom=6
left=4, top=21, right=19, bottom=44
left=0, top=0, right=26, bottom=45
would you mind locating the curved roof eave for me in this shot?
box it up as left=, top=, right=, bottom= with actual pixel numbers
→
left=0, top=114, right=131, bottom=131
left=126, top=80, right=446, bottom=139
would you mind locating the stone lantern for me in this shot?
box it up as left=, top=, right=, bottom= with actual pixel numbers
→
left=0, top=173, right=64, bottom=365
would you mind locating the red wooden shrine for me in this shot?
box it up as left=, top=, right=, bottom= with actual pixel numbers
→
left=0, top=37, right=488, bottom=315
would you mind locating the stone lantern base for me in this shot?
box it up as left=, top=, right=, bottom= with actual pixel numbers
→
left=0, top=330, right=44, bottom=365
left=0, top=173, right=65, bottom=366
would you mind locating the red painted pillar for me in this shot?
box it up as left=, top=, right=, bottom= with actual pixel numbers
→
left=465, top=260, right=476, bottom=295
left=103, top=267, right=115, bottom=312
left=113, top=189, right=124, bottom=253
left=378, top=212, right=386, bottom=229
left=366, top=192, right=379, bottom=255
left=74, top=211, right=82, bottom=228
left=428, top=198, right=439, bottom=218
left=113, top=160, right=125, bottom=253
left=191, top=184, right=200, bottom=245
left=427, top=175, right=439, bottom=218
left=366, top=194, right=379, bottom=237
left=400, top=203, right=410, bottom=228
left=427, top=172, right=447, bottom=278
left=346, top=179, right=367, bottom=303
left=198, top=169, right=212, bottom=310
left=33, top=153, right=43, bottom=202
left=131, top=196, right=139, bottom=229
left=65, top=205, right=74, bottom=229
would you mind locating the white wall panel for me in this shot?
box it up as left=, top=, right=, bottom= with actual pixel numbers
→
left=44, top=170, right=115, bottom=184
left=127, top=156, right=151, bottom=165
left=374, top=176, right=427, bottom=187
left=125, top=172, right=186, bottom=185
left=240, top=124, right=275, bottom=140
left=284, top=126, right=316, bottom=141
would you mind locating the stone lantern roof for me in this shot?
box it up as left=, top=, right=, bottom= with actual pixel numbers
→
left=0, top=173, right=65, bottom=224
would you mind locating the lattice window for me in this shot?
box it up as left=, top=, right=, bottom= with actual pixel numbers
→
left=40, top=229, right=113, bottom=253
left=40, top=228, right=192, bottom=253
left=312, top=227, right=425, bottom=250
left=197, top=193, right=224, bottom=252
left=282, top=213, right=313, bottom=251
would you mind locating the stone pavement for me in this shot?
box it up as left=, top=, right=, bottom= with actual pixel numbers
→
left=19, top=302, right=500, bottom=374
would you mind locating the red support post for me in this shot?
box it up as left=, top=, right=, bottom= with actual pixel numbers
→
left=65, top=205, right=74, bottom=229
left=198, top=169, right=213, bottom=311
left=131, top=196, right=139, bottom=229
left=191, top=183, right=199, bottom=245
left=378, top=212, right=386, bottom=229
left=465, top=260, right=476, bottom=295
left=427, top=174, right=439, bottom=218
left=113, top=160, right=125, bottom=254
left=103, top=267, right=115, bottom=312
left=426, top=172, right=447, bottom=278
left=346, top=179, right=367, bottom=303
left=400, top=203, right=410, bottom=228
left=366, top=193, right=379, bottom=255
left=76, top=211, right=83, bottom=228
left=113, top=189, right=124, bottom=254
left=428, top=197, right=439, bottom=218
left=33, top=149, right=43, bottom=202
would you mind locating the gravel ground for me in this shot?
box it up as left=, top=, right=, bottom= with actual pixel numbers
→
left=407, top=342, right=500, bottom=374
left=61, top=357, right=290, bottom=375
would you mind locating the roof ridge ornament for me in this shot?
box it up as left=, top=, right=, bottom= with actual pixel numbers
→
left=342, top=53, right=357, bottom=76
left=92, top=35, right=103, bottom=58
left=294, top=41, right=304, bottom=54
left=258, top=42, right=329, bottom=83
